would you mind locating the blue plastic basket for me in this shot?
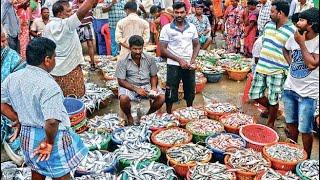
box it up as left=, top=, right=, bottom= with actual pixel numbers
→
left=205, top=132, right=246, bottom=163
left=63, top=97, right=85, bottom=116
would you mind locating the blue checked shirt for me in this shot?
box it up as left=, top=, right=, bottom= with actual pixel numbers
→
left=1, top=65, right=71, bottom=130
left=105, top=0, right=126, bottom=29
left=257, top=1, right=272, bottom=35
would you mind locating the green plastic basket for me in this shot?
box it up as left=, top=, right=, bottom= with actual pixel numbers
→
left=118, top=145, right=161, bottom=170
left=87, top=133, right=111, bottom=151
left=186, top=120, right=224, bottom=144
left=296, top=161, right=312, bottom=180
left=121, top=161, right=177, bottom=180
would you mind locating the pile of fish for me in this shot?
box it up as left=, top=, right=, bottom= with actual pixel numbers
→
left=82, top=83, right=113, bottom=113
left=265, top=143, right=305, bottom=162
left=88, top=113, right=124, bottom=133
left=187, top=119, right=224, bottom=135
left=105, top=80, right=118, bottom=91
left=157, top=62, right=167, bottom=83
left=73, top=173, right=117, bottom=180
left=205, top=103, right=238, bottom=114
left=298, top=160, right=319, bottom=180
left=77, top=150, right=116, bottom=173
left=114, top=141, right=158, bottom=162
left=140, top=112, right=179, bottom=129
left=79, top=131, right=108, bottom=149
left=153, top=128, right=190, bottom=145
left=122, top=161, right=176, bottom=180
left=97, top=60, right=117, bottom=80
left=261, top=168, right=299, bottom=180
left=189, top=162, right=235, bottom=180
left=227, top=149, right=270, bottom=173
left=207, top=133, right=245, bottom=152
left=201, top=62, right=225, bottom=74
left=220, top=113, right=254, bottom=128
left=167, top=143, right=211, bottom=164
left=112, top=125, right=151, bottom=144
left=195, top=72, right=206, bottom=83
left=173, top=107, right=207, bottom=121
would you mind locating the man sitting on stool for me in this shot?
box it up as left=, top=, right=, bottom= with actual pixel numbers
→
left=115, top=35, right=165, bottom=125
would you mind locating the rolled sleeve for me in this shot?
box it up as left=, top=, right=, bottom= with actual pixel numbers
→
left=150, top=57, right=158, bottom=76
left=159, top=25, right=169, bottom=42
left=115, top=60, right=127, bottom=80
left=40, top=86, right=68, bottom=122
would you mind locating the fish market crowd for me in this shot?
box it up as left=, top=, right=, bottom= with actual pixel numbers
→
left=0, top=0, right=319, bottom=179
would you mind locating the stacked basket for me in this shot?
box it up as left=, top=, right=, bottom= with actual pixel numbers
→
left=64, top=97, right=88, bottom=133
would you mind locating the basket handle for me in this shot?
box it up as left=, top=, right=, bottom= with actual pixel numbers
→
left=67, top=94, right=78, bottom=98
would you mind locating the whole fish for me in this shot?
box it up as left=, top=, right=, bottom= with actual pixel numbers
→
left=121, top=161, right=177, bottom=180
left=173, top=107, right=207, bottom=121
left=114, top=141, right=158, bottom=162
left=228, top=149, right=270, bottom=173
left=187, top=119, right=224, bottom=135
left=82, top=83, right=113, bottom=113
left=105, top=80, right=118, bottom=90
left=77, top=150, right=116, bottom=173
left=207, top=133, right=245, bottom=152
left=167, top=143, right=211, bottom=164
left=265, top=144, right=305, bottom=162
left=88, top=113, right=124, bottom=133
left=190, top=162, right=235, bottom=180
left=140, top=113, right=179, bottom=129
left=205, top=103, right=238, bottom=114
left=261, top=168, right=299, bottom=180
left=79, top=131, right=107, bottom=149
left=220, top=113, right=254, bottom=128
left=298, top=160, right=319, bottom=180
left=73, top=172, right=117, bottom=180
left=112, top=125, right=151, bottom=144
left=154, top=128, right=190, bottom=145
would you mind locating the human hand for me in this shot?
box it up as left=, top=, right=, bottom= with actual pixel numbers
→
left=33, top=140, right=53, bottom=162
left=294, top=31, right=306, bottom=45
left=178, top=58, right=189, bottom=69
left=135, top=87, right=148, bottom=97
left=8, top=121, right=21, bottom=143
left=111, top=0, right=117, bottom=5
left=189, top=62, right=197, bottom=70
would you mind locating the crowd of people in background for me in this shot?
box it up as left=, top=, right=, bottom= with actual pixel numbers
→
left=1, top=0, right=319, bottom=178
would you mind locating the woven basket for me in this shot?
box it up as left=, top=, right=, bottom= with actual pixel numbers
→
left=167, top=145, right=212, bottom=177
left=239, top=124, right=279, bottom=152
left=262, top=142, right=308, bottom=171
left=224, top=154, right=271, bottom=180
left=227, top=68, right=250, bottom=81
left=151, top=127, right=192, bottom=153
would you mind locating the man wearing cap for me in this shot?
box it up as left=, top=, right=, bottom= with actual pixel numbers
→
left=282, top=8, right=319, bottom=158
left=187, top=2, right=212, bottom=50
left=159, top=2, right=201, bottom=114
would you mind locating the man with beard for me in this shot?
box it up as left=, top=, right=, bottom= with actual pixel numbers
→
left=30, top=7, right=50, bottom=38
left=159, top=2, right=201, bottom=114
left=282, top=8, right=319, bottom=158
left=249, top=0, right=296, bottom=129
left=115, top=35, right=165, bottom=125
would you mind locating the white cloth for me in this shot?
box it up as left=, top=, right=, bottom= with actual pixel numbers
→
left=294, top=1, right=314, bottom=13
left=289, top=0, right=298, bottom=17
left=159, top=22, right=198, bottom=66
left=43, top=13, right=85, bottom=76
left=252, top=36, right=263, bottom=58
left=283, top=35, right=319, bottom=99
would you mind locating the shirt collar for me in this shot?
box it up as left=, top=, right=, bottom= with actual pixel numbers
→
left=127, top=52, right=147, bottom=61
left=26, top=65, right=52, bottom=76
left=170, top=19, right=190, bottom=33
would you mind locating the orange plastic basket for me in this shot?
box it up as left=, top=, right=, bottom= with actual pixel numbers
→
left=227, top=68, right=250, bottom=81
left=173, top=107, right=207, bottom=127
left=239, top=124, right=279, bottom=152
left=262, top=142, right=308, bottom=171
left=219, top=114, right=256, bottom=135
left=255, top=170, right=291, bottom=180
left=195, top=77, right=207, bottom=94
left=151, top=127, right=192, bottom=153
left=186, top=164, right=236, bottom=180
left=224, top=154, right=271, bottom=180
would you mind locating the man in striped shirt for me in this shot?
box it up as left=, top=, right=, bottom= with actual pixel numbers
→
left=249, top=0, right=296, bottom=129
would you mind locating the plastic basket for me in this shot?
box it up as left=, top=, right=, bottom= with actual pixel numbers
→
left=262, top=142, right=307, bottom=171
left=296, top=161, right=312, bottom=180
left=173, top=107, right=207, bottom=127
left=111, top=127, right=150, bottom=145
left=64, top=97, right=85, bottom=116
left=219, top=114, right=256, bottom=135
left=224, top=154, right=271, bottom=180
left=186, top=119, right=224, bottom=144
left=255, top=170, right=290, bottom=180
left=166, top=144, right=212, bottom=177
left=195, top=77, right=207, bottom=94
left=227, top=68, right=250, bottom=81
left=203, top=71, right=223, bottom=83
left=121, top=161, right=176, bottom=180
left=118, top=145, right=161, bottom=169
left=186, top=164, right=236, bottom=180
left=84, top=133, right=111, bottom=151
left=239, top=124, right=279, bottom=152
left=205, top=132, right=246, bottom=163
left=151, top=127, right=192, bottom=153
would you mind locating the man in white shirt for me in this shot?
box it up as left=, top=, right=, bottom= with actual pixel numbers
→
left=30, top=7, right=50, bottom=38
left=294, top=0, right=314, bottom=13
left=159, top=2, right=200, bottom=113
left=282, top=8, right=319, bottom=159
left=43, top=0, right=96, bottom=97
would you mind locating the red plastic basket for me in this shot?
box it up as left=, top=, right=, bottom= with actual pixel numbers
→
left=239, top=124, right=279, bottom=152
left=186, top=164, right=236, bottom=180
left=262, top=142, right=308, bottom=171
left=195, top=77, right=207, bottom=94
left=255, top=170, right=290, bottom=180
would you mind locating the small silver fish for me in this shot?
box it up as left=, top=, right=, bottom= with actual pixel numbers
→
left=261, top=168, right=299, bottom=180
left=299, top=160, right=319, bottom=180
left=207, top=133, right=245, bottom=152
left=205, top=103, right=238, bottom=114
left=190, top=162, right=236, bottom=180
left=140, top=113, right=179, bottom=129
left=112, top=125, right=151, bottom=144
left=154, top=128, right=190, bottom=145
left=77, top=150, right=116, bottom=173
left=167, top=143, right=211, bottom=164
left=220, top=113, right=254, bottom=128
left=114, top=141, right=158, bottom=162
left=266, top=144, right=305, bottom=162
